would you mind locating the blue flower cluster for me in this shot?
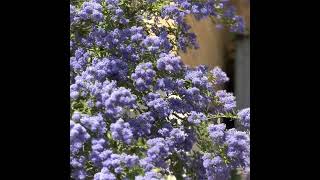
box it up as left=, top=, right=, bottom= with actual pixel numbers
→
left=208, top=123, right=226, bottom=144
left=70, top=0, right=249, bottom=179
left=238, top=108, right=250, bottom=130
left=202, top=154, right=231, bottom=180
left=225, top=129, right=250, bottom=168
left=78, top=1, right=104, bottom=22
left=70, top=120, right=90, bottom=155
left=144, top=92, right=171, bottom=118
left=185, top=65, right=213, bottom=90
left=129, top=112, right=155, bottom=137
left=216, top=90, right=237, bottom=112
left=188, top=111, right=207, bottom=125
left=157, top=53, right=184, bottom=73
left=131, top=62, right=156, bottom=91
left=211, top=67, right=230, bottom=85
left=110, top=119, right=133, bottom=144
left=70, top=48, right=91, bottom=73
left=207, top=124, right=250, bottom=179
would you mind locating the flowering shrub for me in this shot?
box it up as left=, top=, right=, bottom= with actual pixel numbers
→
left=70, top=0, right=249, bottom=179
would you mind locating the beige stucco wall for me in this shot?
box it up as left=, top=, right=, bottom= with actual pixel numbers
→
left=179, top=15, right=228, bottom=69
left=179, top=0, right=250, bottom=69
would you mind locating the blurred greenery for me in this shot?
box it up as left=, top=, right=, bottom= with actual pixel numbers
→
left=230, top=169, right=244, bottom=180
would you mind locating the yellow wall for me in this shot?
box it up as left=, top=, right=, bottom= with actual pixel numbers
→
left=179, top=15, right=228, bottom=69
left=179, top=0, right=250, bottom=69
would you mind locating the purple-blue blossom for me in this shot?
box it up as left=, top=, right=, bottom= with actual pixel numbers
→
left=70, top=48, right=90, bottom=73
left=90, top=138, right=108, bottom=166
left=216, top=90, right=236, bottom=112
left=94, top=167, right=116, bottom=180
left=238, top=108, right=250, bottom=129
left=144, top=92, right=171, bottom=118
left=142, top=36, right=162, bottom=52
left=185, top=66, right=213, bottom=90
left=202, top=154, right=231, bottom=180
left=104, top=87, right=137, bottom=118
left=70, top=0, right=249, bottom=178
left=157, top=53, right=184, bottom=73
left=188, top=111, right=207, bottom=125
left=72, top=111, right=82, bottom=122
left=70, top=121, right=91, bottom=154
left=208, top=123, right=226, bottom=145
left=80, top=114, right=106, bottom=135
left=225, top=128, right=250, bottom=168
left=129, top=112, right=155, bottom=137
left=211, top=67, right=229, bottom=85
left=91, top=57, right=128, bottom=81
left=110, top=119, right=133, bottom=144
left=78, top=1, right=104, bottom=22
left=72, top=169, right=87, bottom=180
left=135, top=171, right=163, bottom=180
left=144, top=138, right=171, bottom=170
left=131, top=62, right=156, bottom=91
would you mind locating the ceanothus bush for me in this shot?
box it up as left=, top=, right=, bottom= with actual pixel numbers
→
left=70, top=0, right=249, bottom=179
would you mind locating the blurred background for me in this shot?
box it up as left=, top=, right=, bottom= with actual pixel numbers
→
left=180, top=0, right=250, bottom=111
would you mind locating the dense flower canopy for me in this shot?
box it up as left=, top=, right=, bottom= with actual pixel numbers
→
left=70, top=0, right=249, bottom=179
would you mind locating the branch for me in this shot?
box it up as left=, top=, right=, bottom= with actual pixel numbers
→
left=172, top=112, right=186, bottom=121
